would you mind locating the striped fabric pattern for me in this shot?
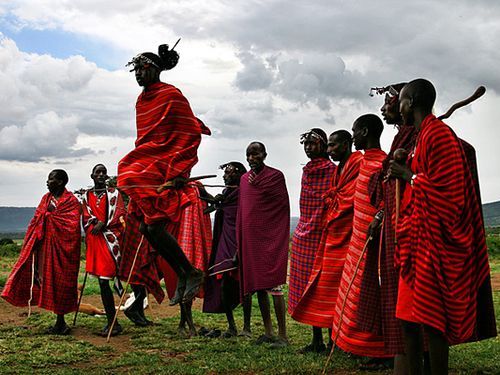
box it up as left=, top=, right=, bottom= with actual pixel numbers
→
left=396, top=115, right=496, bottom=344
left=332, top=148, right=391, bottom=357
left=292, top=152, right=362, bottom=328
left=2, top=190, right=81, bottom=315
left=117, top=82, right=202, bottom=225
left=288, top=158, right=335, bottom=315
left=362, top=125, right=418, bottom=354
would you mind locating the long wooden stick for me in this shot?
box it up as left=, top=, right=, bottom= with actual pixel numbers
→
left=28, top=252, right=35, bottom=318
left=394, top=180, right=401, bottom=245
left=438, top=86, right=486, bottom=120
left=106, top=235, right=144, bottom=342
left=322, top=236, right=373, bottom=375
left=73, top=272, right=88, bottom=326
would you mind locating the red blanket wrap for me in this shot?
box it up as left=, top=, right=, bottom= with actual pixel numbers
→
left=396, top=115, right=496, bottom=344
left=2, top=189, right=81, bottom=315
left=288, top=158, right=335, bottom=315
left=361, top=125, right=418, bottom=354
left=292, top=152, right=362, bottom=327
left=332, top=149, right=391, bottom=357
left=118, top=210, right=179, bottom=304
left=82, top=188, right=126, bottom=278
left=117, top=82, right=202, bottom=225
left=162, top=182, right=213, bottom=299
left=237, top=166, right=290, bottom=295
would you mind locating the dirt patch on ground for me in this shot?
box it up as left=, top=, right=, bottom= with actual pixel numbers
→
left=0, top=292, right=202, bottom=350
left=491, top=273, right=500, bottom=291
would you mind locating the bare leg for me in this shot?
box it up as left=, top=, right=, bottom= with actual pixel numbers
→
left=183, top=300, right=197, bottom=337
left=242, top=293, right=252, bottom=335
left=98, top=278, right=121, bottom=335
left=257, top=290, right=274, bottom=337
left=402, top=321, right=423, bottom=375
left=272, top=294, right=288, bottom=341
left=125, top=284, right=149, bottom=326
left=178, top=303, right=187, bottom=336
left=424, top=325, right=448, bottom=375
left=221, top=276, right=237, bottom=336
left=393, top=354, right=408, bottom=375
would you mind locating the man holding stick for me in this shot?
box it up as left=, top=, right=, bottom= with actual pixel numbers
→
left=2, top=170, right=81, bottom=335
left=388, top=78, right=496, bottom=374
left=292, top=130, right=362, bottom=346
left=81, top=164, right=126, bottom=336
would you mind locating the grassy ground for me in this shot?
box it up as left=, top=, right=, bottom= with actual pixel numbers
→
left=0, top=244, right=498, bottom=374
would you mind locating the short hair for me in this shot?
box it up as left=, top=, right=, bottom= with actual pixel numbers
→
left=51, top=169, right=69, bottom=186
left=91, top=164, right=106, bottom=174
left=354, top=114, right=384, bottom=138
left=404, top=78, right=436, bottom=112
left=330, top=130, right=352, bottom=147
left=219, top=161, right=247, bottom=175
left=248, top=141, right=266, bottom=153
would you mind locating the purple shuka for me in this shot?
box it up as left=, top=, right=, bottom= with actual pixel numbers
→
left=237, top=166, right=290, bottom=296
left=203, top=187, right=240, bottom=313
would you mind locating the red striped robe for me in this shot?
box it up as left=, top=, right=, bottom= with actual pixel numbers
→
left=396, top=114, right=496, bottom=344
left=2, top=189, right=81, bottom=315
left=292, top=152, right=362, bottom=327
left=117, top=81, right=202, bottom=225
left=288, top=157, right=335, bottom=315
left=332, top=148, right=391, bottom=357
left=362, top=125, right=418, bottom=354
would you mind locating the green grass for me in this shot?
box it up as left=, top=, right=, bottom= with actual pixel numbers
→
left=0, top=241, right=498, bottom=374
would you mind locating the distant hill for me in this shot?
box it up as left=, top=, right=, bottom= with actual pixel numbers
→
left=0, top=207, right=35, bottom=233
left=483, top=201, right=500, bottom=227
left=1, top=200, right=499, bottom=235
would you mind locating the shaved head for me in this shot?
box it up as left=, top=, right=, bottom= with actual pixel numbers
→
left=401, top=78, right=436, bottom=112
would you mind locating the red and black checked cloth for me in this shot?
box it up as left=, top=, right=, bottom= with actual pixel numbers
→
left=288, top=157, right=335, bottom=315
left=2, top=189, right=81, bottom=315
left=292, top=152, right=362, bottom=328
left=396, top=115, right=496, bottom=344
left=237, top=166, right=290, bottom=296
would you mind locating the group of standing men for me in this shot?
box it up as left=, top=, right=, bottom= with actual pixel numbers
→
left=1, top=42, right=497, bottom=374
left=288, top=79, right=497, bottom=373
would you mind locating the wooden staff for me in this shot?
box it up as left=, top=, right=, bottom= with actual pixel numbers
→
left=73, top=272, right=88, bottom=326
left=322, top=236, right=373, bottom=375
left=27, top=252, right=35, bottom=318
left=107, top=235, right=145, bottom=342
left=156, top=174, right=217, bottom=193
left=438, top=86, right=486, bottom=120
left=393, top=149, right=409, bottom=245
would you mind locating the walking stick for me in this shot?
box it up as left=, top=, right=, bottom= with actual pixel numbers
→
left=322, top=236, right=373, bottom=375
left=393, top=149, right=408, bottom=245
left=438, top=86, right=486, bottom=120
left=73, top=272, right=88, bottom=326
left=28, top=252, right=35, bottom=318
left=156, top=174, right=217, bottom=193
left=107, top=235, right=145, bottom=342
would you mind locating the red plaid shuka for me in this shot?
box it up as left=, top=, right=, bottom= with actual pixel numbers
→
left=292, top=152, right=362, bottom=327
left=288, top=157, right=335, bottom=315
left=117, top=81, right=204, bottom=225
left=118, top=210, right=179, bottom=303
left=2, top=189, right=81, bottom=315
left=396, top=115, right=496, bottom=344
left=362, top=125, right=418, bottom=354
left=162, top=182, right=212, bottom=298
left=332, top=149, right=390, bottom=358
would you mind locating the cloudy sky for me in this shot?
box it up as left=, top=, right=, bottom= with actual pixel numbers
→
left=0, top=0, right=499, bottom=215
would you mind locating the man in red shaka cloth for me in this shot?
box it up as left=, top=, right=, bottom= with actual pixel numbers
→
left=81, top=164, right=126, bottom=337
left=117, top=43, right=207, bottom=321
left=2, top=170, right=81, bottom=335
